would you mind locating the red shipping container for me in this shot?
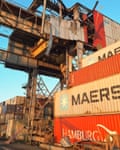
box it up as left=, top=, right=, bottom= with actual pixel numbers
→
left=54, top=114, right=120, bottom=143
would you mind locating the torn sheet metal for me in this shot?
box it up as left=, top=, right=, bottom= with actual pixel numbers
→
left=44, top=16, right=85, bottom=41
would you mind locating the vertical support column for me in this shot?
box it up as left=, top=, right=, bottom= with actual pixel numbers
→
left=73, top=5, right=80, bottom=21
left=23, top=72, right=31, bottom=128
left=26, top=69, right=37, bottom=144
left=67, top=54, right=73, bottom=88
left=59, top=2, right=63, bottom=19
left=60, top=49, right=71, bottom=88
left=41, top=0, right=47, bottom=34
left=30, top=69, right=37, bottom=143
left=73, top=5, right=84, bottom=69
left=31, top=69, right=37, bottom=120
left=68, top=54, right=73, bottom=73
left=77, top=42, right=84, bottom=69
left=65, top=49, right=69, bottom=87
left=26, top=71, right=32, bottom=127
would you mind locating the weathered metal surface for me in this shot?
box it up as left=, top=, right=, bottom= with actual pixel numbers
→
left=104, top=16, right=120, bottom=46
left=31, top=39, right=48, bottom=57
left=93, top=11, right=120, bottom=49
left=54, top=74, right=120, bottom=117
left=44, top=16, right=85, bottom=41
left=70, top=53, right=120, bottom=88
left=4, top=96, right=25, bottom=105
left=0, top=49, right=60, bottom=76
left=0, top=1, right=85, bottom=42
left=54, top=114, right=120, bottom=144
left=0, top=49, right=37, bottom=68
left=55, top=54, right=120, bottom=117
left=82, top=40, right=120, bottom=68
left=0, top=1, right=41, bottom=37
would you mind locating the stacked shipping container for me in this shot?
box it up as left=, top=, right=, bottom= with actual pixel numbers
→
left=82, top=40, right=120, bottom=68
left=93, top=11, right=120, bottom=48
left=54, top=53, right=120, bottom=143
left=0, top=96, right=25, bottom=138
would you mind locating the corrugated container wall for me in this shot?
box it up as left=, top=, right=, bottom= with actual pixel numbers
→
left=103, top=16, right=120, bottom=46
left=1, top=96, right=25, bottom=122
left=6, top=119, right=26, bottom=140
left=54, top=114, right=120, bottom=143
left=54, top=53, right=120, bottom=144
left=93, top=11, right=106, bottom=49
left=82, top=37, right=120, bottom=68
left=55, top=54, right=120, bottom=116
left=69, top=53, right=120, bottom=87
left=5, top=96, right=25, bottom=105
left=55, top=74, right=120, bottom=117
left=93, top=11, right=120, bottom=49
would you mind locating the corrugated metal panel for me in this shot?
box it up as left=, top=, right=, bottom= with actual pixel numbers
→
left=15, top=96, right=25, bottom=104
left=93, top=11, right=106, bottom=48
left=54, top=74, right=120, bottom=117
left=4, top=52, right=37, bottom=68
left=6, top=104, right=16, bottom=113
left=5, top=114, right=14, bottom=121
left=5, top=99, right=12, bottom=105
left=82, top=40, right=120, bottom=68
left=105, top=37, right=115, bottom=46
left=82, top=14, right=88, bottom=43
left=70, top=53, right=120, bottom=87
left=0, top=124, right=7, bottom=136
left=44, top=16, right=85, bottom=41
left=104, top=17, right=113, bottom=38
left=6, top=119, right=14, bottom=137
left=8, top=41, right=30, bottom=56
left=0, top=114, right=6, bottom=123
left=111, top=22, right=120, bottom=40
left=93, top=11, right=120, bottom=48
left=6, top=120, right=25, bottom=140
left=5, top=96, right=25, bottom=105
left=103, top=16, right=120, bottom=46
left=54, top=114, right=120, bottom=143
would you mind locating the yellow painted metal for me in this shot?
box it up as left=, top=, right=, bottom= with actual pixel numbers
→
left=32, top=39, right=48, bottom=57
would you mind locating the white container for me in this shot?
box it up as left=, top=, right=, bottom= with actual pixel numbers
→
left=54, top=74, right=120, bottom=117
left=82, top=40, right=120, bottom=67
left=103, top=16, right=120, bottom=46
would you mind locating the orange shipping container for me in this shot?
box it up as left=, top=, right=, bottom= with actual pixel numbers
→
left=69, top=53, right=120, bottom=87
left=54, top=114, right=120, bottom=143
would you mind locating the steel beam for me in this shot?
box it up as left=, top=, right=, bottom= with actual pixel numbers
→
left=0, top=0, right=42, bottom=37
left=0, top=49, right=60, bottom=77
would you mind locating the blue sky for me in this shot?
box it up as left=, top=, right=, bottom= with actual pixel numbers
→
left=0, top=0, right=120, bottom=102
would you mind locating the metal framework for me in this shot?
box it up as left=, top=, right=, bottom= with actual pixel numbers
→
left=0, top=0, right=99, bottom=145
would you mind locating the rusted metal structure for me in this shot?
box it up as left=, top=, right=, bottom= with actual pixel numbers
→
left=0, top=0, right=120, bottom=149
left=0, top=1, right=89, bottom=143
left=0, top=0, right=98, bottom=70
